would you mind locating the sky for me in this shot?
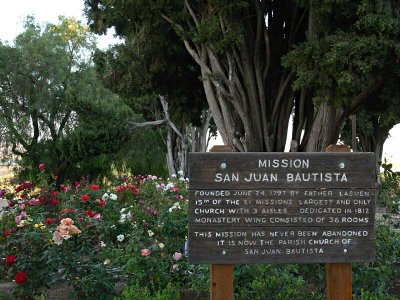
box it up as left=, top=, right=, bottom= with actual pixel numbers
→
left=2, top=0, right=400, bottom=168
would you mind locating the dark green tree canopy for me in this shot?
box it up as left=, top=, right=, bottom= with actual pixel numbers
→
left=0, top=16, right=168, bottom=180
left=85, top=0, right=400, bottom=155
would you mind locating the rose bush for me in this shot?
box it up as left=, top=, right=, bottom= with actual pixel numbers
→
left=0, top=170, right=201, bottom=299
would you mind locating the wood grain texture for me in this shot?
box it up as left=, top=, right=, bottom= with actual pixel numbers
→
left=326, top=263, right=352, bottom=300
left=210, top=264, right=233, bottom=300
left=326, top=145, right=353, bottom=300
left=189, top=188, right=375, bottom=227
left=189, top=152, right=375, bottom=189
left=188, top=225, right=374, bottom=264
left=188, top=151, right=376, bottom=265
left=209, top=145, right=233, bottom=300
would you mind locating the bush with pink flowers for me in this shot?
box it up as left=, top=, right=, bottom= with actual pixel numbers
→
left=0, top=171, right=204, bottom=299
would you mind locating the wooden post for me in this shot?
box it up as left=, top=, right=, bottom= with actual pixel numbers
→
left=325, top=144, right=352, bottom=300
left=209, top=145, right=234, bottom=300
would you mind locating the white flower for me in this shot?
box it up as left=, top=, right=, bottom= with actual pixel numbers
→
left=117, top=234, right=125, bottom=242
left=171, top=174, right=177, bottom=178
left=100, top=241, right=106, bottom=247
left=102, top=193, right=109, bottom=201
left=148, top=230, right=154, bottom=237
left=165, top=182, right=174, bottom=190
left=169, top=202, right=181, bottom=212
left=109, top=193, right=117, bottom=201
left=158, top=243, right=165, bottom=249
left=178, top=170, right=184, bottom=176
left=119, top=215, right=127, bottom=224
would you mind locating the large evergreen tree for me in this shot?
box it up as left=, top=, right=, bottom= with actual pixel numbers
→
left=0, top=16, right=167, bottom=180
left=85, top=0, right=400, bottom=153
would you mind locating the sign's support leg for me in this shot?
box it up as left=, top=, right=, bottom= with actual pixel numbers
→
left=326, top=263, right=352, bottom=300
left=325, top=144, right=352, bottom=300
left=209, top=145, right=234, bottom=300
left=210, top=264, right=234, bottom=300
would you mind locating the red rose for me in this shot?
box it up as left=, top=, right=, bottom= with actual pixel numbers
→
left=80, top=194, right=89, bottom=202
left=91, top=184, right=99, bottom=191
left=38, top=197, right=46, bottom=204
left=45, top=218, right=54, bottom=225
left=61, top=208, right=73, bottom=214
left=14, top=272, right=27, bottom=284
left=98, top=199, right=105, bottom=207
left=5, top=255, right=16, bottom=266
left=3, top=228, right=16, bottom=237
left=85, top=210, right=95, bottom=218
left=116, top=186, right=122, bottom=193
left=38, top=163, right=45, bottom=170
left=51, top=191, right=58, bottom=197
left=74, top=181, right=80, bottom=188
left=50, top=199, right=59, bottom=206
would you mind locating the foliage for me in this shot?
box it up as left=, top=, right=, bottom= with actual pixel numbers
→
left=85, top=0, right=309, bottom=152
left=0, top=168, right=195, bottom=299
left=352, top=225, right=400, bottom=297
left=1, top=167, right=400, bottom=299
left=0, top=16, right=168, bottom=182
left=85, top=0, right=400, bottom=153
left=354, top=289, right=398, bottom=300
left=234, top=264, right=323, bottom=300
left=378, top=161, right=400, bottom=213
left=283, top=0, right=400, bottom=151
left=116, top=282, right=180, bottom=300
left=0, top=16, right=94, bottom=169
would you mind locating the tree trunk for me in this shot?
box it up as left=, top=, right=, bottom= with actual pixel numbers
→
left=358, top=123, right=391, bottom=177
left=162, top=1, right=309, bottom=152
left=304, top=100, right=342, bottom=152
left=166, top=128, right=177, bottom=177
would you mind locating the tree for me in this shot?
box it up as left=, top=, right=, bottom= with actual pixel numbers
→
left=283, top=0, right=400, bottom=152
left=92, top=15, right=213, bottom=176
left=85, top=0, right=400, bottom=155
left=0, top=16, right=94, bottom=175
left=85, top=0, right=308, bottom=152
left=0, top=16, right=168, bottom=180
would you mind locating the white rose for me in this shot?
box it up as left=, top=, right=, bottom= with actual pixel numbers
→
left=117, top=234, right=125, bottom=242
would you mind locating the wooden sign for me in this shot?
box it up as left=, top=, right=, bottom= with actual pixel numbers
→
left=188, top=153, right=376, bottom=264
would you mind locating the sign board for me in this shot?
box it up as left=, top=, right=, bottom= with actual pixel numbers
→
left=188, top=153, right=376, bottom=264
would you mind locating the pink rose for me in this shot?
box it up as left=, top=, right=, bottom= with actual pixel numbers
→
left=15, top=215, right=22, bottom=224
left=93, top=213, right=101, bottom=220
left=170, top=264, right=180, bottom=272
left=19, top=202, right=25, bottom=210
left=28, top=198, right=37, bottom=206
left=140, top=249, right=151, bottom=257
left=172, top=252, right=183, bottom=261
